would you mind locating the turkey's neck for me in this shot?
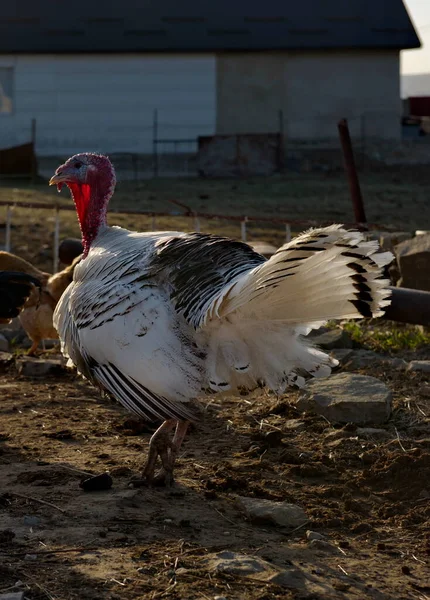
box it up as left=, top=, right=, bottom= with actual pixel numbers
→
left=70, top=180, right=112, bottom=257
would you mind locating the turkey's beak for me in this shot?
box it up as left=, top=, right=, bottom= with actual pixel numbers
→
left=49, top=167, right=74, bottom=192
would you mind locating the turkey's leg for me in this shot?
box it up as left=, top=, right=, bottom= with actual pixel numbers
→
left=152, top=420, right=190, bottom=486
left=139, top=419, right=176, bottom=485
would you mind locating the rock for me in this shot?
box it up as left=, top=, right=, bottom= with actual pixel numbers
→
left=378, top=231, right=412, bottom=253
left=356, top=427, right=391, bottom=440
left=394, top=233, right=430, bottom=291
left=24, top=554, right=38, bottom=561
left=80, top=472, right=113, bottom=492
left=0, top=334, right=9, bottom=352
left=296, top=373, right=392, bottom=424
left=284, top=419, right=306, bottom=431
left=202, top=551, right=305, bottom=589
left=0, top=594, right=25, bottom=600
left=16, top=357, right=64, bottom=377
left=309, top=539, right=342, bottom=554
left=23, top=515, right=40, bottom=527
left=306, top=530, right=326, bottom=541
left=308, top=328, right=352, bottom=350
left=418, top=385, right=430, bottom=398
left=330, top=349, right=354, bottom=365
left=235, top=496, right=307, bottom=528
left=59, top=238, right=83, bottom=266
left=0, top=351, right=14, bottom=371
left=249, top=241, right=277, bottom=259
left=407, top=361, right=430, bottom=373
left=345, top=350, right=407, bottom=371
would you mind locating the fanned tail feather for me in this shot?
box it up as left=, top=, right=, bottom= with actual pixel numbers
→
left=204, top=226, right=393, bottom=394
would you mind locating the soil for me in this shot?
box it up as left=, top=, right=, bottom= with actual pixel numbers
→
left=0, top=354, right=429, bottom=600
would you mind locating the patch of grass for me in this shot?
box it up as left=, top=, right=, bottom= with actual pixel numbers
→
left=343, top=320, right=430, bottom=353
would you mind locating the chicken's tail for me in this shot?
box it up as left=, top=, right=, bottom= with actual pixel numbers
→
left=203, top=226, right=393, bottom=394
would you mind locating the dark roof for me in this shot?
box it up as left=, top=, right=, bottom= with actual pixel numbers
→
left=0, top=0, right=420, bottom=53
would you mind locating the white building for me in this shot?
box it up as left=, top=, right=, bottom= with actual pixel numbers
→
left=0, top=0, right=420, bottom=158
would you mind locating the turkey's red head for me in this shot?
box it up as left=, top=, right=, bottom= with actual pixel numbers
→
left=49, top=153, right=116, bottom=255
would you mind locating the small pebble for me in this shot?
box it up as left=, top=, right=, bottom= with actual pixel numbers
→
left=306, top=530, right=326, bottom=541
left=401, top=565, right=411, bottom=576
left=23, top=515, right=40, bottom=527
left=214, top=596, right=228, bottom=600
left=24, top=554, right=38, bottom=561
left=80, top=472, right=113, bottom=492
left=163, top=519, right=173, bottom=524
left=223, top=531, right=231, bottom=536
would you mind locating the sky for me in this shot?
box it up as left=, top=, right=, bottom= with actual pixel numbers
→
left=402, top=0, right=430, bottom=74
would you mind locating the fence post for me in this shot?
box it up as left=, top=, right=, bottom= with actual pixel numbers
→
left=5, top=205, right=12, bottom=252
left=337, top=118, right=367, bottom=227
left=278, top=109, right=285, bottom=171
left=241, top=217, right=247, bottom=242
left=53, top=207, right=60, bottom=273
left=31, top=118, right=37, bottom=183
left=152, top=109, right=159, bottom=178
left=194, top=216, right=201, bottom=232
left=285, top=223, right=292, bottom=243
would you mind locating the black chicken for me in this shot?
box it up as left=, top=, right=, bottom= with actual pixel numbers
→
left=0, top=272, right=42, bottom=323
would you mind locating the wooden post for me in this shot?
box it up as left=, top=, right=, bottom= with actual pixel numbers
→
left=53, top=207, right=60, bottom=273
left=241, top=217, right=247, bottom=242
left=31, top=118, right=37, bottom=183
left=5, top=205, right=12, bottom=252
left=337, top=118, right=367, bottom=227
left=285, top=223, right=292, bottom=243
left=152, top=109, right=159, bottom=178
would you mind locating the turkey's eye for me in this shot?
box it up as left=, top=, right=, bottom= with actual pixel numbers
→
left=74, top=161, right=82, bottom=169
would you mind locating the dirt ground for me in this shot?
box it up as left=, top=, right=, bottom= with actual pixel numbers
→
left=0, top=350, right=429, bottom=600
left=0, top=170, right=429, bottom=598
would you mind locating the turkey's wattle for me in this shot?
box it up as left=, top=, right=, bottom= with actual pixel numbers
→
left=49, top=152, right=394, bottom=486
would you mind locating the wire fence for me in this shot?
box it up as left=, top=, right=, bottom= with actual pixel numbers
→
left=1, top=109, right=430, bottom=180
left=0, top=198, right=397, bottom=274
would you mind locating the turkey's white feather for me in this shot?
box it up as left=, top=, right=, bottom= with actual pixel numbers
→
left=54, top=224, right=393, bottom=421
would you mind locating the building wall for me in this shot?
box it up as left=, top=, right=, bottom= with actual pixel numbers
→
left=0, top=54, right=216, bottom=156
left=216, top=50, right=401, bottom=140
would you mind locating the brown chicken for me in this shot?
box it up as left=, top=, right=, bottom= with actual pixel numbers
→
left=0, top=251, right=81, bottom=355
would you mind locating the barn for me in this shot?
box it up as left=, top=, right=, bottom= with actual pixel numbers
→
left=0, top=0, right=420, bottom=161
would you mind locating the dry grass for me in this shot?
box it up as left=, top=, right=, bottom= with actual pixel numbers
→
left=1, top=167, right=430, bottom=272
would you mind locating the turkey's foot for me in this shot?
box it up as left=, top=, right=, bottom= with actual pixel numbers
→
left=130, top=419, right=189, bottom=488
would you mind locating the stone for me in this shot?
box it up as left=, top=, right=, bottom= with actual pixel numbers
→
left=345, top=350, right=407, bottom=371
left=249, top=241, right=278, bottom=259
left=202, top=551, right=305, bottom=589
left=308, top=328, right=352, bottom=350
left=0, top=594, right=25, bottom=600
left=0, top=333, right=9, bottom=352
left=284, top=419, right=306, bottom=431
left=407, top=361, right=430, bottom=373
left=80, top=473, right=113, bottom=492
left=0, top=352, right=14, bottom=371
left=296, top=373, right=392, bottom=425
left=378, top=232, right=412, bottom=253
left=16, top=357, right=64, bottom=378
left=418, top=385, right=430, bottom=398
left=394, top=233, right=430, bottom=291
left=306, top=530, right=326, bottom=541
left=309, top=539, right=342, bottom=554
left=356, top=427, right=391, bottom=440
left=23, top=515, right=40, bottom=527
left=235, top=496, right=307, bottom=529
left=330, top=349, right=354, bottom=365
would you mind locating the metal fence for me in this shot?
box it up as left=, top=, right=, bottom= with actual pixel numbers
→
left=0, top=198, right=396, bottom=274
left=1, top=110, right=430, bottom=180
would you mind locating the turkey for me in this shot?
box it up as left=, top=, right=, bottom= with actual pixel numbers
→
left=50, top=153, right=393, bottom=485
